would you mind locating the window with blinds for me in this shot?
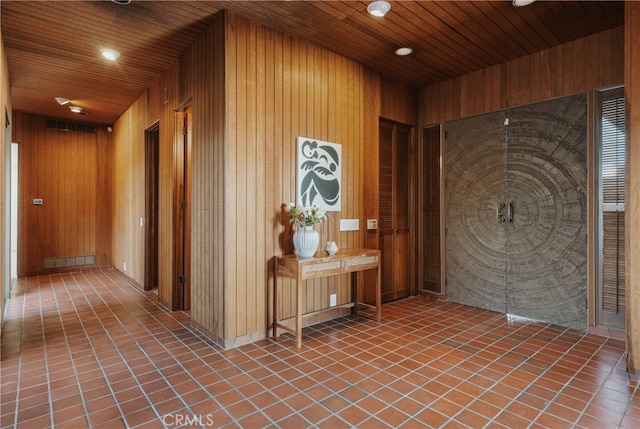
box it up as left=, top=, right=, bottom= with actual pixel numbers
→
left=598, top=87, right=626, bottom=326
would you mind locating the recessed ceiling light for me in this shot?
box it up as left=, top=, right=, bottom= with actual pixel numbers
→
left=395, top=47, right=413, bottom=56
left=55, top=97, right=70, bottom=105
left=100, top=48, right=121, bottom=61
left=69, top=105, right=84, bottom=114
left=367, top=1, right=391, bottom=17
left=513, top=0, right=536, bottom=6
left=111, top=0, right=131, bottom=4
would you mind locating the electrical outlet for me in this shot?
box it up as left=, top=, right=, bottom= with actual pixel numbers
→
left=330, top=293, right=337, bottom=307
left=123, top=262, right=127, bottom=272
left=340, top=219, right=359, bottom=231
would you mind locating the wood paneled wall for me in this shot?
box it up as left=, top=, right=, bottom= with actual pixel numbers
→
left=214, top=11, right=369, bottom=346
left=381, top=78, right=417, bottom=126
left=156, top=62, right=180, bottom=310
left=13, top=112, right=111, bottom=276
left=111, top=95, right=148, bottom=286
left=419, top=27, right=624, bottom=124
left=182, top=14, right=225, bottom=338
left=624, top=1, right=640, bottom=377
left=1, top=32, right=10, bottom=325
left=120, top=11, right=412, bottom=346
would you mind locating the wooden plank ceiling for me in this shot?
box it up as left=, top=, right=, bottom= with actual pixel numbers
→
left=1, top=0, right=624, bottom=124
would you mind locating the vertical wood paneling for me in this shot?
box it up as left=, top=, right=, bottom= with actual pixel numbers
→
left=187, top=14, right=225, bottom=339
left=586, top=33, right=601, bottom=90
left=14, top=112, right=110, bottom=275
left=624, top=0, right=640, bottom=376
left=208, top=12, right=369, bottom=341
left=419, top=27, right=624, bottom=125
left=147, top=79, right=161, bottom=125
left=381, top=78, right=417, bottom=126
left=155, top=61, right=180, bottom=310
left=111, top=93, right=147, bottom=286
left=562, top=41, right=576, bottom=95
left=572, top=38, right=587, bottom=92
left=1, top=34, right=10, bottom=324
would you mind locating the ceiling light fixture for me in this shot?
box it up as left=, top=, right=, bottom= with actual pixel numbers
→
left=55, top=97, right=70, bottom=105
left=512, top=0, right=536, bottom=6
left=111, top=0, right=131, bottom=4
left=100, top=48, right=121, bottom=61
left=367, top=0, right=391, bottom=17
left=395, top=47, right=413, bottom=56
left=69, top=105, right=84, bottom=114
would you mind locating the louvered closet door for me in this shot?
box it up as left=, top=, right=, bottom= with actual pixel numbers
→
left=599, top=89, right=626, bottom=329
left=379, top=120, right=411, bottom=302
left=445, top=94, right=588, bottom=331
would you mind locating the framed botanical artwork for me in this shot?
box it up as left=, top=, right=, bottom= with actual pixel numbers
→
left=296, top=137, right=341, bottom=211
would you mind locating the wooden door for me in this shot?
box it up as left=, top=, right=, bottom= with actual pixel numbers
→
left=445, top=94, right=588, bottom=331
left=379, top=120, right=411, bottom=302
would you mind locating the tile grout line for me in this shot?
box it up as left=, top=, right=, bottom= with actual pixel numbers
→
left=9, top=276, right=28, bottom=429
left=53, top=272, right=127, bottom=427
left=79, top=269, right=253, bottom=427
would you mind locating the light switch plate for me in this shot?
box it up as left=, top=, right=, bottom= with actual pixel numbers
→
left=340, top=219, right=359, bottom=231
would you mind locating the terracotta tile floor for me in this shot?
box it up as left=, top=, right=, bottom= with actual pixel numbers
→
left=1, top=269, right=639, bottom=429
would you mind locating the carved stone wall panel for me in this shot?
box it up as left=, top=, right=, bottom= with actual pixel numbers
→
left=445, top=93, right=587, bottom=331
left=445, top=110, right=507, bottom=313
left=505, top=94, right=588, bottom=330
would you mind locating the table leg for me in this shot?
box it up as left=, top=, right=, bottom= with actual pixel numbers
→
left=296, top=271, right=303, bottom=348
left=273, top=258, right=280, bottom=338
left=375, top=264, right=381, bottom=322
left=352, top=272, right=358, bottom=317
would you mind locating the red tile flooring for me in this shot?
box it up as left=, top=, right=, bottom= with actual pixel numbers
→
left=1, top=269, right=639, bottom=429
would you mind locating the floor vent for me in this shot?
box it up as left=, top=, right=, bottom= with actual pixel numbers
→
left=46, top=119, right=96, bottom=133
left=44, top=255, right=95, bottom=270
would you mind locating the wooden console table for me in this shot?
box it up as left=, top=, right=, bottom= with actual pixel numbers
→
left=273, top=248, right=381, bottom=347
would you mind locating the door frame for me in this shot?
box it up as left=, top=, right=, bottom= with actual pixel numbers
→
left=417, top=123, right=444, bottom=296
left=174, top=102, right=192, bottom=310
left=144, top=122, right=160, bottom=291
left=594, top=85, right=626, bottom=330
left=378, top=118, right=415, bottom=302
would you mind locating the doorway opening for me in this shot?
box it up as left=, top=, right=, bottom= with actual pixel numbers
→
left=419, top=124, right=442, bottom=295
left=4, top=111, right=14, bottom=313
left=174, top=105, right=192, bottom=310
left=144, top=124, right=159, bottom=291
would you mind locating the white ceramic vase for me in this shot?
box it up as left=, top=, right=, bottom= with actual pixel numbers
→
left=293, top=226, right=319, bottom=258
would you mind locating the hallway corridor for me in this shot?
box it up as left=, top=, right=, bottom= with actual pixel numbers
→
left=1, top=269, right=638, bottom=428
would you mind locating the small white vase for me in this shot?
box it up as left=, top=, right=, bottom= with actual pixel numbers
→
left=293, top=226, right=320, bottom=258
left=324, top=241, right=338, bottom=256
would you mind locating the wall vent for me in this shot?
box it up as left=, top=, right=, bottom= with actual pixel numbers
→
left=43, top=255, right=95, bottom=270
left=46, top=119, right=96, bottom=133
